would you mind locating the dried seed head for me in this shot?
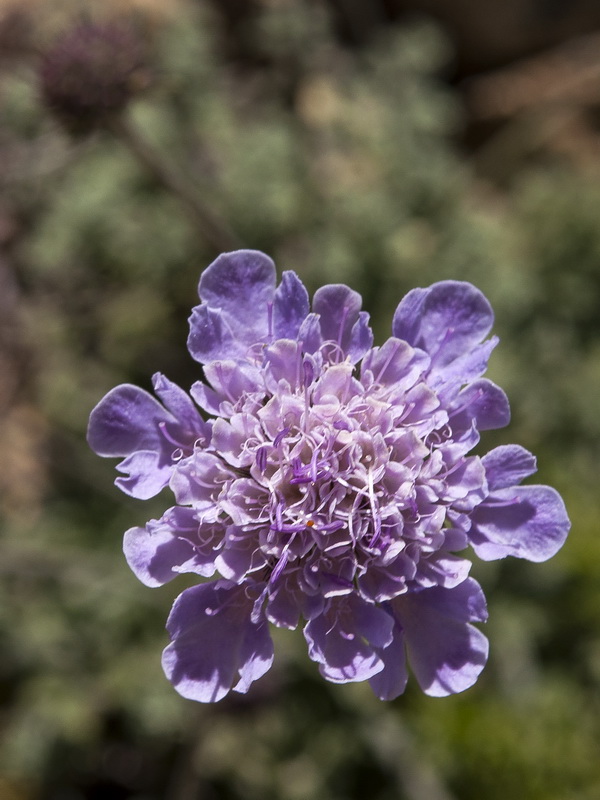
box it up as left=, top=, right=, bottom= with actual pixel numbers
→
left=40, top=20, right=151, bottom=136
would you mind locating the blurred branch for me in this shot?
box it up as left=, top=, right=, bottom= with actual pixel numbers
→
left=466, top=32, right=600, bottom=121
left=107, top=114, right=243, bottom=253
left=471, top=104, right=584, bottom=181
left=465, top=32, right=600, bottom=177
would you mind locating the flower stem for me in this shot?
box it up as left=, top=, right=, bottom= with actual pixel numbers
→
left=107, top=113, right=242, bottom=252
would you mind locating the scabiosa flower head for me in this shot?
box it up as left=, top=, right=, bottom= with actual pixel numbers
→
left=88, top=251, right=570, bottom=702
left=40, top=19, right=150, bottom=136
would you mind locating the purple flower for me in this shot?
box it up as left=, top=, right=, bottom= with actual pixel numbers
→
left=88, top=250, right=570, bottom=702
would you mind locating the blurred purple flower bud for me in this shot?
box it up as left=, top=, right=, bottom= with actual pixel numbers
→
left=39, top=19, right=151, bottom=135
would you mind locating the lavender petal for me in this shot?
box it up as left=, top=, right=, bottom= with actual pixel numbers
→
left=87, top=384, right=170, bottom=457
left=469, top=485, right=571, bottom=562
left=304, top=595, right=393, bottom=683
left=449, top=378, right=510, bottom=434
left=162, top=580, right=274, bottom=702
left=115, top=450, right=172, bottom=499
left=346, top=311, right=374, bottom=364
left=187, top=305, right=243, bottom=364
left=124, top=507, right=217, bottom=587
left=391, top=579, right=489, bottom=697
left=392, top=280, right=494, bottom=367
left=482, top=445, right=537, bottom=490
left=152, top=373, right=210, bottom=442
left=312, top=284, right=362, bottom=352
left=198, top=250, right=276, bottom=344
left=273, top=270, right=310, bottom=339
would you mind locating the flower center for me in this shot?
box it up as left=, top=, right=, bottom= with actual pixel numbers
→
left=254, top=380, right=434, bottom=585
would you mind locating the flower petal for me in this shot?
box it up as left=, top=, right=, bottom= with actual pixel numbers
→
left=263, top=340, right=303, bottom=390
left=266, top=582, right=301, bottom=630
left=115, top=450, right=172, bottom=499
left=198, top=250, right=276, bottom=344
left=304, top=595, right=393, bottom=683
left=211, top=414, right=262, bottom=468
left=469, top=485, right=570, bottom=562
left=392, top=280, right=494, bottom=367
left=482, top=445, right=537, bottom=490
left=273, top=271, right=310, bottom=339
left=389, top=287, right=428, bottom=346
left=346, top=311, right=374, bottom=363
left=368, top=623, right=409, bottom=700
left=124, top=507, right=217, bottom=587
left=312, top=284, right=362, bottom=351
left=187, top=305, right=243, bottom=363
left=450, top=378, right=510, bottom=434
left=87, top=384, right=169, bottom=457
left=392, top=579, right=489, bottom=697
left=297, top=312, right=323, bottom=354
left=416, top=554, right=472, bottom=589
left=442, top=456, right=487, bottom=508
left=215, top=525, right=267, bottom=581
left=430, top=337, right=499, bottom=398
left=362, top=337, right=429, bottom=390
left=202, top=360, right=264, bottom=406
left=152, top=373, right=210, bottom=442
left=170, top=452, right=234, bottom=509
left=162, top=581, right=274, bottom=703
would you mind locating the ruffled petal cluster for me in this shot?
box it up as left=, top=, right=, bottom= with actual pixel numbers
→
left=88, top=250, right=570, bottom=702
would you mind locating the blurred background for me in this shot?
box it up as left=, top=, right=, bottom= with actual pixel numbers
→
left=1, top=1, right=600, bottom=798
